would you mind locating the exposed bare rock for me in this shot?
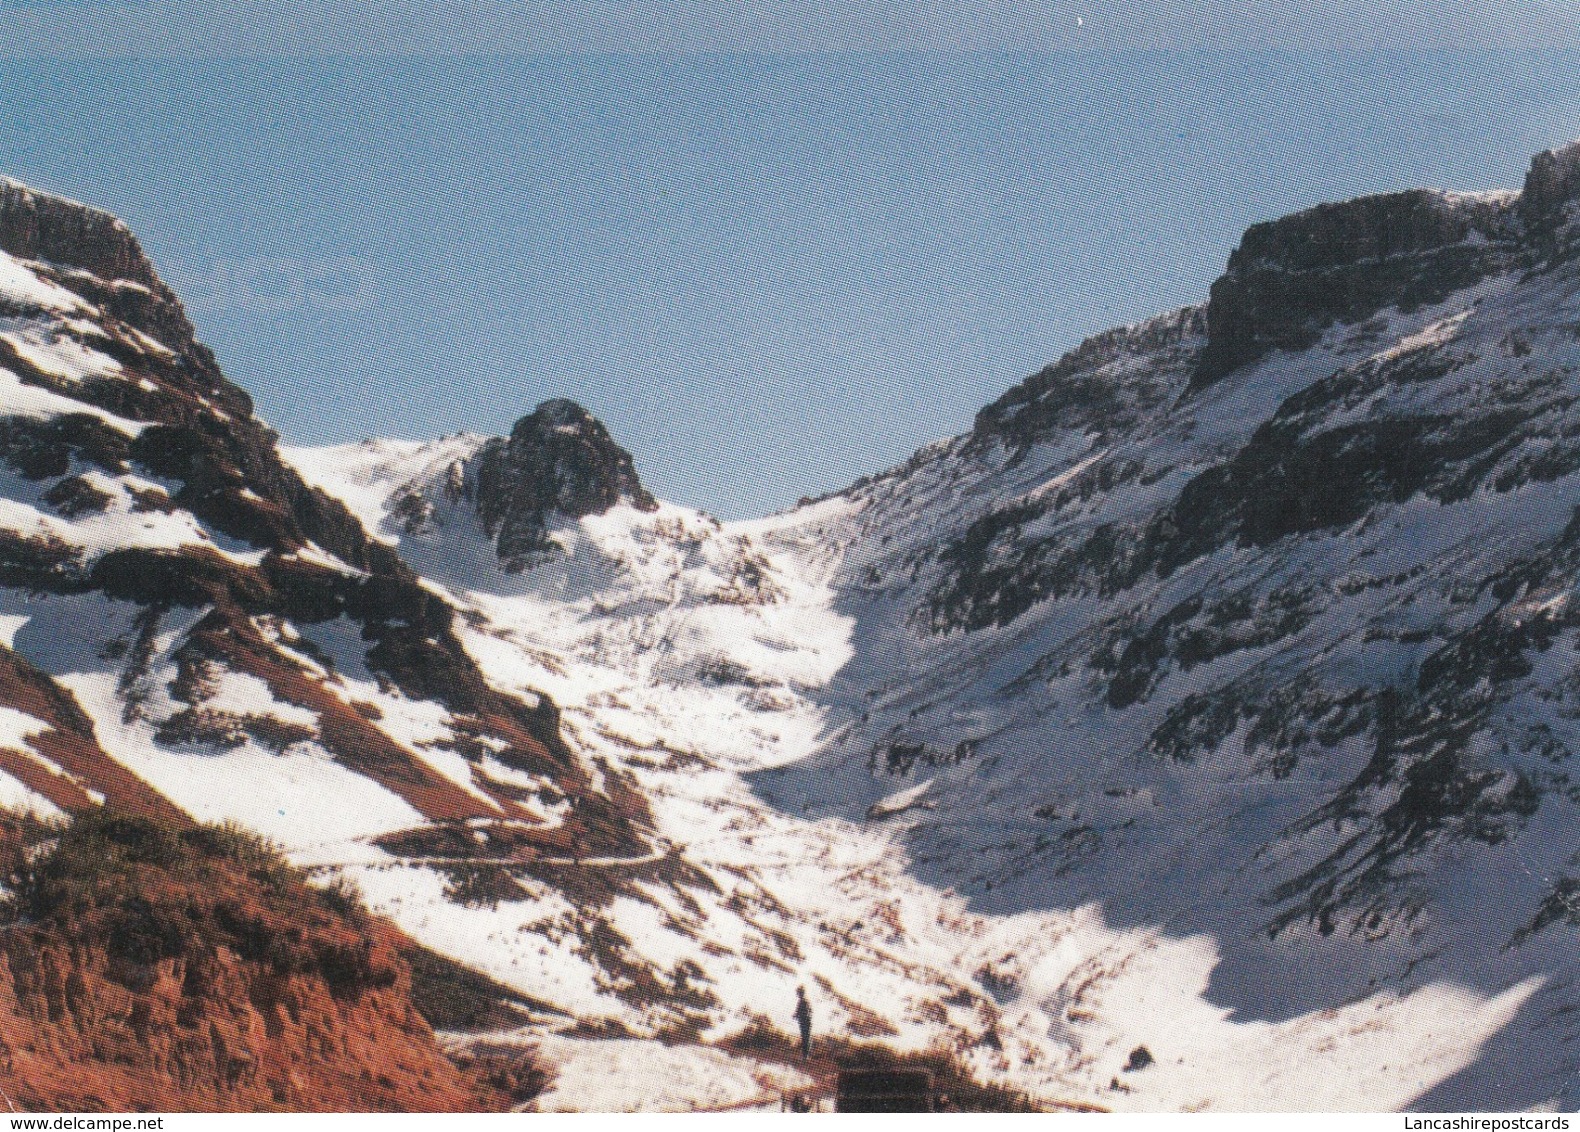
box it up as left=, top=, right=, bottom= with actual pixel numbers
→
left=475, top=398, right=657, bottom=569
left=1193, top=188, right=1517, bottom=388
left=0, top=176, right=168, bottom=295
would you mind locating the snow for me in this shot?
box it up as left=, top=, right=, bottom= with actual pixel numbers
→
left=283, top=259, right=1580, bottom=1111
left=199, top=671, right=317, bottom=727
left=284, top=542, right=367, bottom=577
left=0, top=363, right=147, bottom=436
left=282, top=435, right=483, bottom=546
left=0, top=615, right=29, bottom=649
left=0, top=322, right=123, bottom=384
left=0, top=769, right=64, bottom=821
left=0, top=591, right=432, bottom=855
left=0, top=461, right=264, bottom=567
left=1021, top=446, right=1109, bottom=506
left=0, top=704, right=48, bottom=754
left=0, top=251, right=92, bottom=315
left=67, top=669, right=429, bottom=853
left=525, top=1034, right=813, bottom=1112
left=0, top=704, right=68, bottom=821
left=125, top=327, right=174, bottom=358
left=866, top=776, right=934, bottom=820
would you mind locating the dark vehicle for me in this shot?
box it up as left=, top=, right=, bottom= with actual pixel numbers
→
left=835, top=1069, right=934, bottom=1113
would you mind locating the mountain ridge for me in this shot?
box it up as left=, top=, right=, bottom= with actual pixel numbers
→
left=6, top=139, right=1580, bottom=1109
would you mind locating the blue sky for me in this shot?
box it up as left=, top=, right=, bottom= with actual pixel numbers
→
left=3, top=51, right=1580, bottom=516
left=4, top=3, right=1580, bottom=54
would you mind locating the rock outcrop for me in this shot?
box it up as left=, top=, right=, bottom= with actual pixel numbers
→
left=1191, top=141, right=1580, bottom=390
left=972, top=306, right=1206, bottom=450
left=1520, top=138, right=1580, bottom=230
left=0, top=182, right=391, bottom=574
left=475, top=398, right=657, bottom=570
left=0, top=177, right=168, bottom=297
left=1191, top=188, right=1517, bottom=388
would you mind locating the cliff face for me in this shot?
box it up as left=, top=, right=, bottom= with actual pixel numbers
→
left=973, top=144, right=1580, bottom=455
left=0, top=179, right=399, bottom=574
left=0, top=179, right=169, bottom=300
left=1521, top=141, right=1580, bottom=229
left=1192, top=187, right=1518, bottom=388
left=474, top=399, right=658, bottom=571
left=0, top=813, right=509, bottom=1113
left=1185, top=142, right=1580, bottom=390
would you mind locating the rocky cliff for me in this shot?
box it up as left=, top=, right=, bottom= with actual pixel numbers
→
left=1192, top=187, right=1518, bottom=387
left=1183, top=139, right=1580, bottom=391
left=475, top=399, right=657, bottom=570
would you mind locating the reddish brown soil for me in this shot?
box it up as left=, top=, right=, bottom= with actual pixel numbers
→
left=0, top=813, right=517, bottom=1113
left=0, top=644, right=187, bottom=823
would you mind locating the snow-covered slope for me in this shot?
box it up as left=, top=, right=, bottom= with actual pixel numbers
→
left=279, top=142, right=1580, bottom=1110
left=289, top=410, right=1548, bottom=1110
left=9, top=140, right=1580, bottom=1111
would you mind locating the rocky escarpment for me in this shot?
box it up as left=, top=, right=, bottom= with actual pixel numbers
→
left=0, top=178, right=169, bottom=299
left=474, top=399, right=657, bottom=570
left=1184, top=142, right=1580, bottom=391
left=1191, top=187, right=1519, bottom=388
left=972, top=306, right=1206, bottom=452
left=0, top=178, right=678, bottom=1106
left=0, top=811, right=520, bottom=1112
left=974, top=142, right=1580, bottom=422
left=0, top=179, right=392, bottom=575
left=1521, top=141, right=1580, bottom=231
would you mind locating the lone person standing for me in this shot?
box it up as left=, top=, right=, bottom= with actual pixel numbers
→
left=793, top=986, right=813, bottom=1060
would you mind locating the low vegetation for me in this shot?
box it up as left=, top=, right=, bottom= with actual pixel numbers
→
left=3, top=812, right=401, bottom=1001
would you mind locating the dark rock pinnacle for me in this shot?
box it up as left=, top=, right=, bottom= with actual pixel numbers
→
left=475, top=398, right=658, bottom=570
